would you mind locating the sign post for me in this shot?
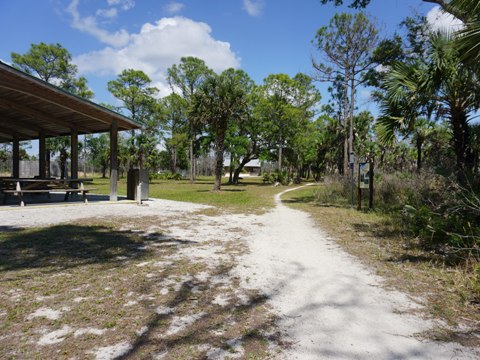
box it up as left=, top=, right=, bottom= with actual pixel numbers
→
left=350, top=152, right=355, bottom=208
left=358, top=162, right=373, bottom=210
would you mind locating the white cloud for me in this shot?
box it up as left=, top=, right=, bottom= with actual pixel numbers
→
left=107, top=0, right=135, bottom=11
left=67, top=0, right=130, bottom=47
left=74, top=16, right=241, bottom=96
left=96, top=8, right=118, bottom=18
left=426, top=6, right=463, bottom=33
left=243, top=0, right=264, bottom=17
left=164, top=2, right=185, bottom=14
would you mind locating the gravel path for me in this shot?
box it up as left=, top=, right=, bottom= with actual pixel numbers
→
left=236, top=186, right=480, bottom=360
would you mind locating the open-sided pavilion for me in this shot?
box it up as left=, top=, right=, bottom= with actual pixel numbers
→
left=0, top=61, right=140, bottom=201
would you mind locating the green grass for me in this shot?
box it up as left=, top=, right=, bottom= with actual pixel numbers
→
left=92, top=176, right=294, bottom=213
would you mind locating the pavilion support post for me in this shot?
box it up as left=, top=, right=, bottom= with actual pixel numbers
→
left=71, top=129, right=78, bottom=180
left=12, top=136, right=20, bottom=178
left=39, top=131, right=46, bottom=179
left=110, top=121, right=118, bottom=201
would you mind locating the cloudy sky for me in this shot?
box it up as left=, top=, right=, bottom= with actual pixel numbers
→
left=0, top=0, right=456, bottom=109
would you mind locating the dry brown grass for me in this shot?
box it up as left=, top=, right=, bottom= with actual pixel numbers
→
left=0, top=214, right=283, bottom=359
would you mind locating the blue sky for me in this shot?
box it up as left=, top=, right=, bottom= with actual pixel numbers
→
left=0, top=0, right=453, bottom=112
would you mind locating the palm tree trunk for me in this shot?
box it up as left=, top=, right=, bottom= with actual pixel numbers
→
left=213, top=133, right=225, bottom=191
left=451, top=108, right=473, bottom=181
left=416, top=136, right=423, bottom=173
left=189, top=138, right=194, bottom=184
left=278, top=144, right=283, bottom=171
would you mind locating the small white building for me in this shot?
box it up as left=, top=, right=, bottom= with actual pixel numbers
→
left=224, top=159, right=261, bottom=176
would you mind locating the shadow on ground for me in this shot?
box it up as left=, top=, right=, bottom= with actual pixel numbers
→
left=0, top=224, right=194, bottom=273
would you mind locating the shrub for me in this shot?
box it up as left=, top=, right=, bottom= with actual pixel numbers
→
left=262, top=170, right=290, bottom=185
left=314, top=175, right=350, bottom=206
left=402, top=180, right=480, bottom=261
left=316, top=172, right=480, bottom=262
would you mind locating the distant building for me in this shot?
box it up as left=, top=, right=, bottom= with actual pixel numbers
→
left=223, top=159, right=261, bottom=176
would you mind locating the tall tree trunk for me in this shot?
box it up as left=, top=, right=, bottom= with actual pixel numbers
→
left=233, top=156, right=253, bottom=184
left=296, top=154, right=302, bottom=183
left=189, top=138, right=194, bottom=184
left=342, top=77, right=349, bottom=175
left=213, top=132, right=225, bottom=191
left=416, top=136, right=423, bottom=173
left=60, top=151, right=67, bottom=179
left=228, top=154, right=234, bottom=184
left=349, top=76, right=355, bottom=158
left=343, top=136, right=349, bottom=175
left=170, top=145, right=177, bottom=173
left=451, top=108, right=473, bottom=182
left=278, top=144, right=283, bottom=172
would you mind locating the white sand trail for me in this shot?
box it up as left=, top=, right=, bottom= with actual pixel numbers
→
left=236, top=186, right=479, bottom=360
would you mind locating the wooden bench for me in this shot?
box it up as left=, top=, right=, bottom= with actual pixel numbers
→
left=2, top=188, right=97, bottom=207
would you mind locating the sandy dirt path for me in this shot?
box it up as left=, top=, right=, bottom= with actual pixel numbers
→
left=2, top=193, right=479, bottom=359
left=236, top=186, right=480, bottom=360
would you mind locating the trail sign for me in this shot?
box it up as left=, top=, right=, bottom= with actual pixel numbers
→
left=359, top=162, right=370, bottom=189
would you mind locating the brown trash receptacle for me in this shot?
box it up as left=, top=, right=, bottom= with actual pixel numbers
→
left=127, top=168, right=139, bottom=200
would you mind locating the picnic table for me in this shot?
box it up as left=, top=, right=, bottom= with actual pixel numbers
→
left=0, top=178, right=96, bottom=206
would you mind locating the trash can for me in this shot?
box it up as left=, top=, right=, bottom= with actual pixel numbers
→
left=138, top=168, right=149, bottom=201
left=127, top=168, right=149, bottom=201
left=127, top=168, right=139, bottom=200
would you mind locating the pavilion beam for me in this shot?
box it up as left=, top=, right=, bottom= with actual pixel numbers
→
left=1, top=115, right=61, bottom=137
left=71, top=129, right=78, bottom=180
left=0, top=125, right=29, bottom=139
left=0, top=125, right=34, bottom=139
left=0, top=98, right=91, bottom=133
left=12, top=136, right=19, bottom=178
left=39, top=131, right=46, bottom=179
left=109, top=121, right=118, bottom=201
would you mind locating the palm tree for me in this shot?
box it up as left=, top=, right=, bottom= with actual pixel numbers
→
left=377, top=31, right=480, bottom=180
left=450, top=0, right=480, bottom=63
left=190, top=69, right=249, bottom=191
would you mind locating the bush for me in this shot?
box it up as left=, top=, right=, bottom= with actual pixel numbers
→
left=316, top=172, right=480, bottom=262
left=314, top=175, right=350, bottom=206
left=375, top=171, right=447, bottom=212
left=402, top=181, right=480, bottom=260
left=262, top=170, right=290, bottom=185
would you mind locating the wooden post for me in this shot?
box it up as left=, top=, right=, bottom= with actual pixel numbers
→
left=110, top=122, right=118, bottom=201
left=12, top=136, right=20, bottom=178
left=357, top=163, right=362, bottom=211
left=71, top=130, right=78, bottom=180
left=39, top=131, right=46, bottom=179
left=369, top=162, right=374, bottom=209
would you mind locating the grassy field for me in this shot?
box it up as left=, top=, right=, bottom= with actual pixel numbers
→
left=281, top=185, right=480, bottom=346
left=91, top=176, right=294, bottom=214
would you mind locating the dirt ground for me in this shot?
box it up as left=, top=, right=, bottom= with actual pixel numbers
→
left=1, top=193, right=479, bottom=359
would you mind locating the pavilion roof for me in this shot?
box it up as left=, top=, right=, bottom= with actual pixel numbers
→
left=0, top=61, right=139, bottom=143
